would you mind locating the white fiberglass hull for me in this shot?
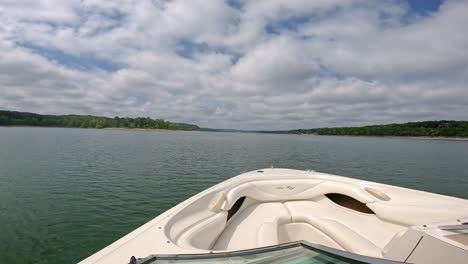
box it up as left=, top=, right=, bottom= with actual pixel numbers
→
left=80, top=168, right=468, bottom=264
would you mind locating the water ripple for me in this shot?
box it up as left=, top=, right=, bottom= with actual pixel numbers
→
left=0, top=127, right=467, bottom=264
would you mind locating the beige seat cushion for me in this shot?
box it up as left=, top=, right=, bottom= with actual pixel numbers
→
left=212, top=203, right=291, bottom=251
left=368, top=203, right=468, bottom=226
left=303, top=217, right=382, bottom=257
left=257, top=222, right=280, bottom=247
left=176, top=212, right=228, bottom=250
left=278, top=222, right=344, bottom=249
left=285, top=200, right=406, bottom=256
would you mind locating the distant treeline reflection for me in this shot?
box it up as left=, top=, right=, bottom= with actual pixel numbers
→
left=0, top=110, right=199, bottom=131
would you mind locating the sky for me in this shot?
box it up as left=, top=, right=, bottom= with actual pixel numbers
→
left=0, top=0, right=467, bottom=130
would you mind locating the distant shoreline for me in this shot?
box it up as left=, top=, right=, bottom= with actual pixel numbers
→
left=0, top=126, right=188, bottom=132
left=0, top=110, right=199, bottom=131
left=295, top=134, right=468, bottom=141
left=102, top=127, right=183, bottom=132
left=392, top=136, right=468, bottom=141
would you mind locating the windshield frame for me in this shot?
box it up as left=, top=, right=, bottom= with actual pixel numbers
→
left=134, top=240, right=403, bottom=264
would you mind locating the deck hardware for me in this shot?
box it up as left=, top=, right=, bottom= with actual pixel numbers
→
left=439, top=224, right=468, bottom=230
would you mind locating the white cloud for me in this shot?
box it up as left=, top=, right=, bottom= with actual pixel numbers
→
left=0, top=0, right=80, bottom=23
left=230, top=36, right=320, bottom=92
left=0, top=0, right=467, bottom=129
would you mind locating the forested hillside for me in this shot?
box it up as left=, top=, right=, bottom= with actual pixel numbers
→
left=0, top=110, right=199, bottom=130
left=289, top=121, right=468, bottom=138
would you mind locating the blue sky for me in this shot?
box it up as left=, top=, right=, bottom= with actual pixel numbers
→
left=407, top=0, right=443, bottom=14
left=17, top=42, right=122, bottom=72
left=0, top=0, right=467, bottom=129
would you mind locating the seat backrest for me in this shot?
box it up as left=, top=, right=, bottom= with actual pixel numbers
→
left=222, top=179, right=376, bottom=210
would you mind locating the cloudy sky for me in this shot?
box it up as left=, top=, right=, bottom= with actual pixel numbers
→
left=0, top=0, right=467, bottom=129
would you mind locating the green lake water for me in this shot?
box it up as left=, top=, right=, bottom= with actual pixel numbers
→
left=0, top=127, right=467, bottom=264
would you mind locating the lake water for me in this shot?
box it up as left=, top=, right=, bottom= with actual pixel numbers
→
left=1, top=127, right=467, bottom=264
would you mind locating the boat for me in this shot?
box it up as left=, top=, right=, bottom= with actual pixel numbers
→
left=79, top=168, right=468, bottom=264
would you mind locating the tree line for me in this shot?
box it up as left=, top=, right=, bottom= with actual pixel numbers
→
left=288, top=121, right=468, bottom=138
left=0, top=110, right=199, bottom=131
